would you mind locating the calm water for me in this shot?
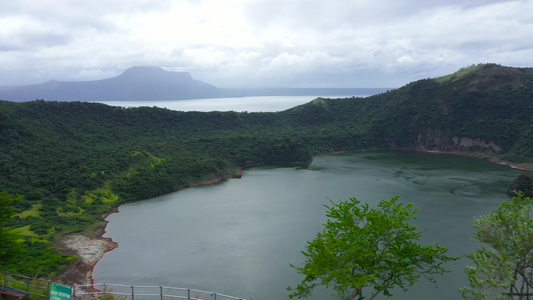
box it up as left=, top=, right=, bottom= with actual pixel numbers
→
left=93, top=95, right=367, bottom=112
left=93, top=151, right=518, bottom=300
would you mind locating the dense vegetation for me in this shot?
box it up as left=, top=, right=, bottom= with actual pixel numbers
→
left=461, top=194, right=533, bottom=299
left=1, top=63, right=533, bottom=278
left=508, top=173, right=533, bottom=197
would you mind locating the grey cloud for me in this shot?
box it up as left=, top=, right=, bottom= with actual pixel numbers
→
left=1, top=32, right=73, bottom=51
left=0, top=0, right=169, bottom=35
left=1, top=1, right=172, bottom=16
left=244, top=0, right=508, bottom=31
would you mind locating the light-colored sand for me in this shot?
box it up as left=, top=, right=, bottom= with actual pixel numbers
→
left=60, top=235, right=117, bottom=266
left=57, top=234, right=118, bottom=287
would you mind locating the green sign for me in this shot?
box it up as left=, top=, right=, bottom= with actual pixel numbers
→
left=50, top=283, right=71, bottom=300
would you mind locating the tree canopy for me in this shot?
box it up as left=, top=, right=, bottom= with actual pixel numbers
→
left=288, top=196, right=457, bottom=300
left=461, top=194, right=533, bottom=299
left=0, top=191, right=22, bottom=266
left=508, top=173, right=533, bottom=197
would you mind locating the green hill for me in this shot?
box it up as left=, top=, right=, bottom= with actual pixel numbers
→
left=1, top=63, right=533, bottom=278
left=347, top=64, right=533, bottom=163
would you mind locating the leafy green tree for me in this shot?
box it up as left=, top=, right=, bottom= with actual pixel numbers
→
left=460, top=194, right=533, bottom=299
left=288, top=196, right=457, bottom=300
left=0, top=191, right=23, bottom=265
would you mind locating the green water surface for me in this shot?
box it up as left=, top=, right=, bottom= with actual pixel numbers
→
left=93, top=150, right=519, bottom=300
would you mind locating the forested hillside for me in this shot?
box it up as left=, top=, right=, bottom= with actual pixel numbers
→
left=1, top=63, right=533, bottom=278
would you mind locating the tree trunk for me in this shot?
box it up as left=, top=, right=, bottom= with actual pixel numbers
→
left=346, top=288, right=363, bottom=300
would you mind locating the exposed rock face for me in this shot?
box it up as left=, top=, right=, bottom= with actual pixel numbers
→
left=452, top=136, right=501, bottom=152
left=387, top=129, right=502, bottom=155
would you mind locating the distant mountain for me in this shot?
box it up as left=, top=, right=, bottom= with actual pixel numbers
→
left=0, top=66, right=225, bottom=102
left=0, top=66, right=390, bottom=102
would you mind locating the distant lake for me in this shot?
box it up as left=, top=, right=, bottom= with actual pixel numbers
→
left=93, top=151, right=518, bottom=300
left=92, top=95, right=368, bottom=112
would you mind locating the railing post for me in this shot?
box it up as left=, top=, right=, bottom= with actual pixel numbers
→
left=187, top=288, right=190, bottom=300
left=103, top=283, right=107, bottom=300
left=45, top=280, right=52, bottom=297
left=159, top=286, right=163, bottom=300
left=213, top=292, right=216, bottom=300
left=72, top=285, right=76, bottom=300
left=131, top=285, right=134, bottom=300
left=5, top=271, right=10, bottom=288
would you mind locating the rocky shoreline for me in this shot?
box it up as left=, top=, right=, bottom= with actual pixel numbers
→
left=56, top=234, right=118, bottom=286
left=54, top=206, right=120, bottom=286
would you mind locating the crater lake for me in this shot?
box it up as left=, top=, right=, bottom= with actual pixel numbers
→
left=93, top=150, right=519, bottom=300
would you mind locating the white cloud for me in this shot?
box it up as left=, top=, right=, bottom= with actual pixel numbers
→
left=0, top=0, right=532, bottom=87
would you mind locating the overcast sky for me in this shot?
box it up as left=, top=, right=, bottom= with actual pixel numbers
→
left=1, top=0, right=532, bottom=88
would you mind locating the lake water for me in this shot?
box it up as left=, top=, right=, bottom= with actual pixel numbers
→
left=93, top=150, right=519, bottom=300
left=93, top=95, right=367, bottom=112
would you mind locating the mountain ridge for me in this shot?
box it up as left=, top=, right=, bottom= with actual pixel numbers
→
left=0, top=66, right=223, bottom=101
left=0, top=66, right=390, bottom=102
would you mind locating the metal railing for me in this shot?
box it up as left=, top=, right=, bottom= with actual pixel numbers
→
left=74, top=283, right=246, bottom=300
left=1, top=271, right=51, bottom=298
left=1, top=272, right=246, bottom=300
